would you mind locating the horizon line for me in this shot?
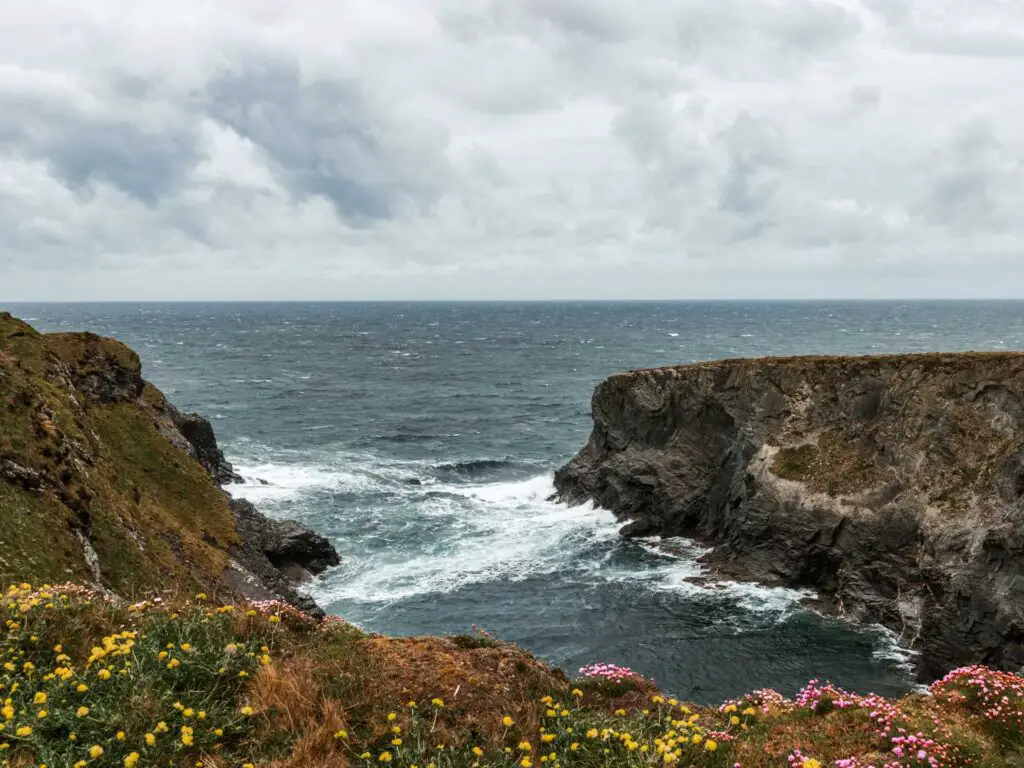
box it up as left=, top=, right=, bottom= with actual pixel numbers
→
left=5, top=297, right=1024, bottom=305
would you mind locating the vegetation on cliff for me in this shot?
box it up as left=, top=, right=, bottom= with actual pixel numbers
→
left=0, top=583, right=1022, bottom=768
left=0, top=312, right=240, bottom=594
left=0, top=311, right=336, bottom=612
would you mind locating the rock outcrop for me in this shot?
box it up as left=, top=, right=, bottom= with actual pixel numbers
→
left=555, top=354, right=1024, bottom=680
left=168, top=407, right=244, bottom=486
left=0, top=312, right=338, bottom=615
left=226, top=498, right=340, bottom=618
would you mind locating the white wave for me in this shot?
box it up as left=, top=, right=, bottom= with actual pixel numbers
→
left=869, top=624, right=920, bottom=674
left=314, top=475, right=622, bottom=604
left=232, top=460, right=384, bottom=504
left=616, top=542, right=813, bottom=619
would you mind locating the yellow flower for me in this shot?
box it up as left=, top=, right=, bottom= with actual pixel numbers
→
left=268, top=615, right=281, bottom=624
left=541, top=734, right=555, bottom=743
left=387, top=712, right=398, bottom=721
left=704, top=740, right=717, bottom=752
left=803, top=761, right=822, bottom=768
left=124, top=753, right=140, bottom=767
left=334, top=729, right=348, bottom=740
left=37, top=709, right=48, bottom=718
left=116, top=731, right=125, bottom=740
left=33, top=692, right=46, bottom=705
left=378, top=752, right=393, bottom=763
left=586, top=729, right=599, bottom=739
left=97, top=669, right=111, bottom=680
left=570, top=743, right=579, bottom=751
left=571, top=688, right=584, bottom=698
left=518, top=741, right=532, bottom=752
left=76, top=707, right=89, bottom=718
left=240, top=706, right=255, bottom=716
left=473, top=746, right=484, bottom=757
left=391, top=738, right=402, bottom=746
left=145, top=733, right=156, bottom=746
left=431, top=698, right=444, bottom=708
left=181, top=725, right=194, bottom=746
left=521, top=759, right=533, bottom=768
left=730, top=715, right=740, bottom=725
left=502, top=716, right=514, bottom=727
left=614, top=709, right=626, bottom=716
left=76, top=684, right=89, bottom=693
left=214, top=728, right=224, bottom=737
left=16, top=726, right=32, bottom=737
left=89, top=745, right=104, bottom=759
left=195, top=593, right=208, bottom=601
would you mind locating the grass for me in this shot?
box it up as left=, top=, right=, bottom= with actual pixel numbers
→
left=0, top=584, right=1020, bottom=768
left=0, top=315, right=241, bottom=598
left=771, top=445, right=819, bottom=481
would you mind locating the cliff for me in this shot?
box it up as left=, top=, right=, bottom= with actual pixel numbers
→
left=0, top=311, right=338, bottom=611
left=554, top=354, right=1024, bottom=680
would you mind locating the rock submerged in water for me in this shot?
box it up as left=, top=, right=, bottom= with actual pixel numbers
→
left=554, top=353, right=1024, bottom=680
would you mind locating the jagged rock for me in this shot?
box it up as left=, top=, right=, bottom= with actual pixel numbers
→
left=555, top=353, right=1024, bottom=681
left=168, top=407, right=243, bottom=486
left=228, top=498, right=340, bottom=619
left=49, top=332, right=145, bottom=404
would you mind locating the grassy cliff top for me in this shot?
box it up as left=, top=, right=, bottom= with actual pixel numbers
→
left=0, top=583, right=1021, bottom=767
left=0, top=312, right=239, bottom=597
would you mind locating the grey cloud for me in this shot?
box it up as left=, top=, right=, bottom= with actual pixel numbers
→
left=718, top=113, right=786, bottom=214
left=1, top=0, right=1024, bottom=299
left=205, top=57, right=451, bottom=224
left=0, top=84, right=202, bottom=205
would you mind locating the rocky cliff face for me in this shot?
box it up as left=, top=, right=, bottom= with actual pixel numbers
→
left=555, top=354, right=1024, bottom=680
left=0, top=312, right=338, bottom=613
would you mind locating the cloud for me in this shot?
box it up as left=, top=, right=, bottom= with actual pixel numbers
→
left=0, top=0, right=1023, bottom=299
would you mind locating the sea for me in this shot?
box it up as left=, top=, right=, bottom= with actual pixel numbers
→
left=11, top=301, right=1024, bottom=704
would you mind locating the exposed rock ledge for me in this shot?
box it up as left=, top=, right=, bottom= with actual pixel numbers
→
left=554, top=353, right=1024, bottom=680
left=167, top=413, right=340, bottom=618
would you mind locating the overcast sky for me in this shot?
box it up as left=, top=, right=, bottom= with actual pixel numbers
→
left=2, top=0, right=1023, bottom=300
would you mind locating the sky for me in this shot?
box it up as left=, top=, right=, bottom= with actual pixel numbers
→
left=1, top=0, right=1023, bottom=301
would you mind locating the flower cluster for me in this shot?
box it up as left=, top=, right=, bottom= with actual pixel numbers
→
left=931, top=664, right=1024, bottom=746
left=0, top=582, right=288, bottom=767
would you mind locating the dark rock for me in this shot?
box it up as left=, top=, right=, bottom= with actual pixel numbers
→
left=0, top=459, right=44, bottom=492
left=228, top=498, right=340, bottom=619
left=554, top=353, right=1024, bottom=680
left=168, top=407, right=243, bottom=486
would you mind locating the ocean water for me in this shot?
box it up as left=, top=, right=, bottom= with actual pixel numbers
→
left=13, top=301, right=1024, bottom=704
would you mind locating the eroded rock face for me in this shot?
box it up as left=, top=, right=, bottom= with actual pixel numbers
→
left=168, top=407, right=244, bottom=486
left=227, top=499, right=340, bottom=619
left=554, top=354, right=1024, bottom=679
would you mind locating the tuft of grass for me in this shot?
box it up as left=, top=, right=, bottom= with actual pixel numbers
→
left=771, top=444, right=819, bottom=481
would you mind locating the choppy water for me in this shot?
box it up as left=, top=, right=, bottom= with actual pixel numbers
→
left=14, top=301, right=1024, bottom=703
